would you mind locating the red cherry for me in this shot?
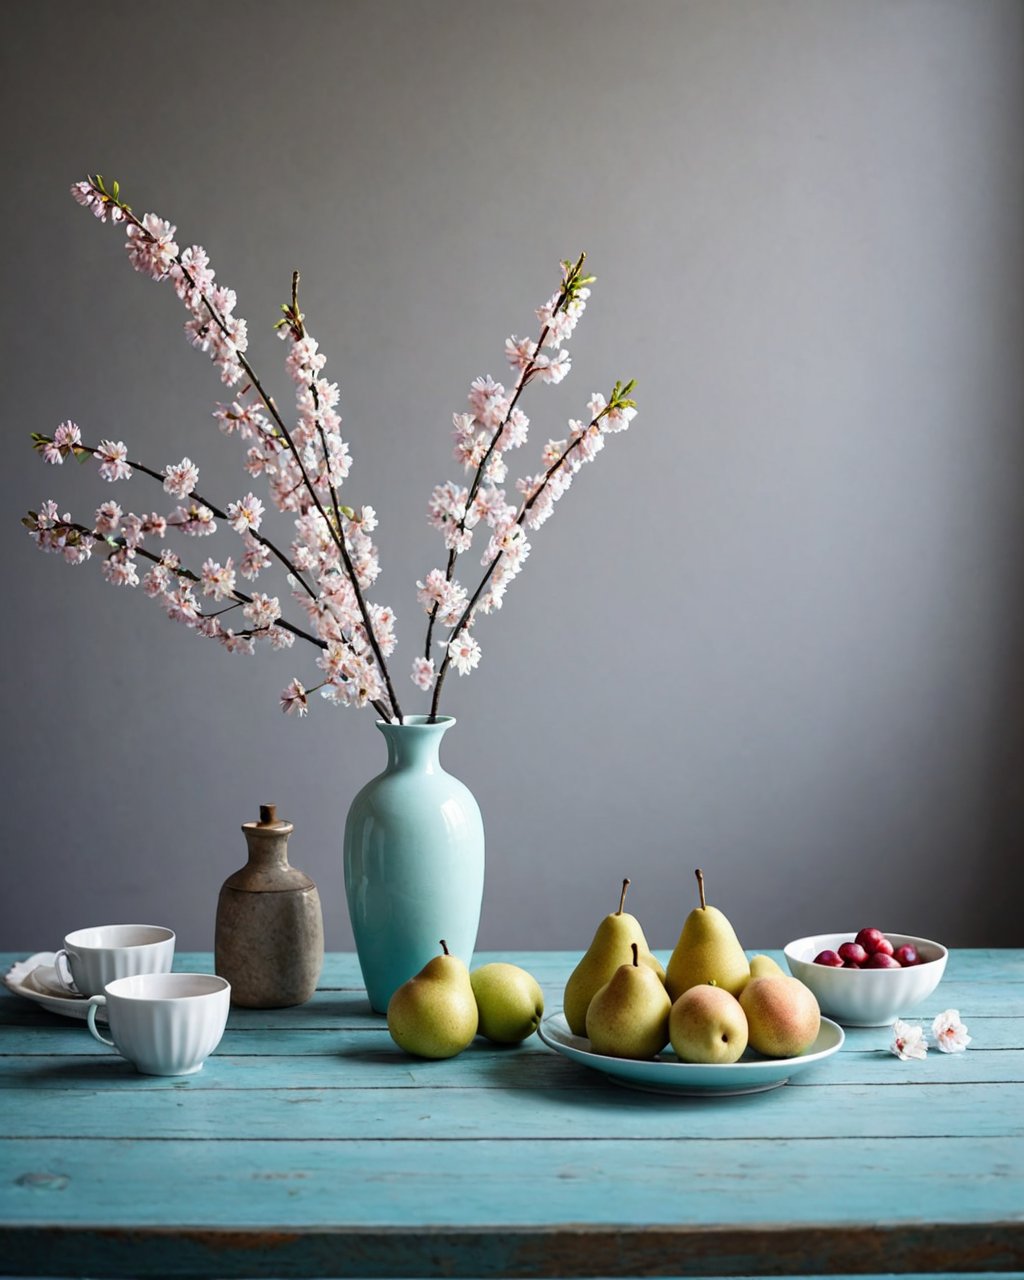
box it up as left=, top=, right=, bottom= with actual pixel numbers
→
left=838, top=942, right=869, bottom=965
left=855, top=928, right=893, bottom=957
left=893, top=944, right=919, bottom=967
left=842, top=960, right=862, bottom=969
left=813, top=949, right=844, bottom=967
left=866, top=951, right=900, bottom=969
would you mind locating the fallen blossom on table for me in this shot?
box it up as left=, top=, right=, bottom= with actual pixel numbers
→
left=890, top=1019, right=928, bottom=1061
left=932, top=1009, right=971, bottom=1053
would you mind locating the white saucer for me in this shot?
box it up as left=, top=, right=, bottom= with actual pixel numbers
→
left=538, top=1011, right=844, bottom=1096
left=3, top=952, right=107, bottom=1022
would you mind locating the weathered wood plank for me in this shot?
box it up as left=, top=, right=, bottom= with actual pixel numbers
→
left=0, top=1222, right=1021, bottom=1280
left=1, top=1080, right=1019, bottom=1142
left=0, top=1036, right=1020, bottom=1088
left=4, top=1013, right=1018, bottom=1064
left=0, top=1137, right=1021, bottom=1277
left=0, top=1135, right=1020, bottom=1226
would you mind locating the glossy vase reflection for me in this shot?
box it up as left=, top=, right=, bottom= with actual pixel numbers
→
left=343, top=716, right=484, bottom=1013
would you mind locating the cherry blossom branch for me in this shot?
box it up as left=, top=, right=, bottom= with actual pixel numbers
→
left=428, top=382, right=636, bottom=719
left=283, top=273, right=404, bottom=723
left=32, top=433, right=318, bottom=602
left=61, top=521, right=327, bottom=650
left=423, top=253, right=590, bottom=661
left=31, top=514, right=393, bottom=721
left=77, top=180, right=401, bottom=722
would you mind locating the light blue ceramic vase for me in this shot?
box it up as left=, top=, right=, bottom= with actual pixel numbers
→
left=343, top=715, right=485, bottom=1013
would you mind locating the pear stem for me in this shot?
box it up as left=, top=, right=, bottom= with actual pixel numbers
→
left=439, top=940, right=450, bottom=956
left=617, top=878, right=631, bottom=915
left=631, top=942, right=639, bottom=968
left=696, top=868, right=707, bottom=911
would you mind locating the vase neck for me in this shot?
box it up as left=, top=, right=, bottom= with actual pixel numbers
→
left=377, top=715, right=455, bottom=773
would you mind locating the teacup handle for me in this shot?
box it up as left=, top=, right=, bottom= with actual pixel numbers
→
left=53, top=950, right=80, bottom=994
left=87, top=996, right=115, bottom=1048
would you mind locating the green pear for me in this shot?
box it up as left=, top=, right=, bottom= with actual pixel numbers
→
left=745, top=953, right=786, bottom=986
left=669, top=983, right=748, bottom=1064
left=470, top=963, right=544, bottom=1044
left=386, top=941, right=478, bottom=1059
left=665, top=869, right=750, bottom=1001
left=585, top=943, right=672, bottom=1059
left=563, top=879, right=665, bottom=1035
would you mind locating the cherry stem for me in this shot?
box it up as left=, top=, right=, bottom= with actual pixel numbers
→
left=617, top=878, right=630, bottom=915
left=696, top=868, right=707, bottom=911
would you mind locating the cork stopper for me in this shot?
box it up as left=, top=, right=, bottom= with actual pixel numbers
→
left=241, top=803, right=292, bottom=837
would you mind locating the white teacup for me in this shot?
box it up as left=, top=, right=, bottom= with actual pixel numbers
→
left=54, top=924, right=175, bottom=996
left=87, top=973, right=231, bottom=1076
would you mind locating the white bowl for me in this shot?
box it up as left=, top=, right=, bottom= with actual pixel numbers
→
left=784, top=932, right=947, bottom=1027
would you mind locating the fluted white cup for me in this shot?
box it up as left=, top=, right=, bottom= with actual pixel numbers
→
left=53, top=924, right=175, bottom=996
left=87, top=973, right=230, bottom=1076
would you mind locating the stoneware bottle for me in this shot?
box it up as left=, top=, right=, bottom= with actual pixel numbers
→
left=215, top=804, right=324, bottom=1008
left=344, top=716, right=484, bottom=1014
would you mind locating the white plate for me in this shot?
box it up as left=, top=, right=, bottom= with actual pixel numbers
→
left=538, top=1011, right=844, bottom=1095
left=3, top=952, right=107, bottom=1022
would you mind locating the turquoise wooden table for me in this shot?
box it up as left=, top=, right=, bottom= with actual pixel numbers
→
left=0, top=949, right=1022, bottom=1278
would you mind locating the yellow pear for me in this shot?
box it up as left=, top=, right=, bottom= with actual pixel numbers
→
left=585, top=944, right=672, bottom=1059
left=563, top=880, right=665, bottom=1035
left=386, top=941, right=478, bottom=1059
left=665, top=869, right=750, bottom=1001
left=744, top=953, right=786, bottom=988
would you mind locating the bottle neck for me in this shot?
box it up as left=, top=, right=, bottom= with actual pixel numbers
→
left=242, top=825, right=292, bottom=869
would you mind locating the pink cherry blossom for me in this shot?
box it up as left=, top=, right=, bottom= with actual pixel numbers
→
left=501, top=408, right=529, bottom=451
left=195, top=616, right=223, bottom=640
left=219, top=629, right=255, bottom=656
left=243, top=593, right=281, bottom=629
left=411, top=656, right=435, bottom=690
left=170, top=245, right=215, bottom=306
left=416, top=569, right=468, bottom=624
left=119, top=514, right=144, bottom=548
left=168, top=502, right=217, bottom=536
left=163, top=458, right=200, bottom=499
left=163, top=584, right=201, bottom=625
left=41, top=421, right=83, bottom=465
left=142, top=564, right=171, bottom=598
left=226, top=493, right=265, bottom=534
left=280, top=679, right=309, bottom=715
left=536, top=349, right=571, bottom=384
left=93, top=501, right=122, bottom=535
left=200, top=557, right=237, bottom=601
left=505, top=335, right=538, bottom=372
left=101, top=550, right=139, bottom=588
left=447, top=630, right=481, bottom=676
left=239, top=535, right=272, bottom=580
left=140, top=513, right=168, bottom=539
left=125, top=213, right=179, bottom=281
left=70, top=180, right=124, bottom=223
left=95, top=440, right=132, bottom=482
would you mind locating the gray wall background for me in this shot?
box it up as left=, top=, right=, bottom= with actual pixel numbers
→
left=2, top=0, right=1022, bottom=958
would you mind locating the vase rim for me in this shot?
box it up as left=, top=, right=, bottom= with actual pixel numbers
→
left=376, top=714, right=456, bottom=730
